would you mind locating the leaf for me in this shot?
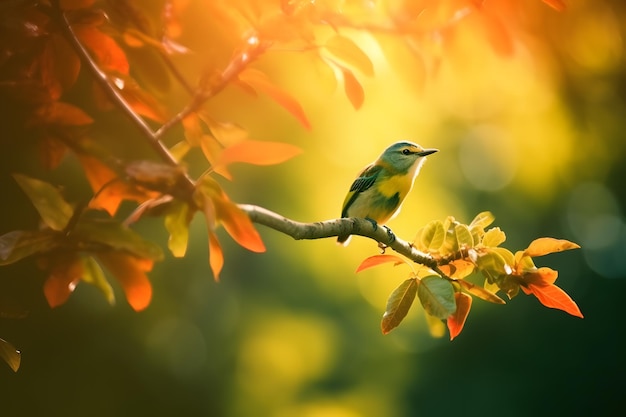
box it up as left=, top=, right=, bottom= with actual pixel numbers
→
left=74, top=25, right=129, bottom=74
left=523, top=237, right=581, bottom=258
left=0, top=230, right=58, bottom=266
left=356, top=254, right=407, bottom=273
left=469, top=211, right=495, bottom=231
left=438, top=259, right=475, bottom=280
left=457, top=279, right=506, bottom=304
left=96, top=252, right=153, bottom=311
left=325, top=35, right=374, bottom=76
left=381, top=278, right=418, bottom=334
left=525, top=283, right=583, bottom=318
left=32, top=101, right=93, bottom=126
left=74, top=219, right=164, bottom=261
left=447, top=292, right=472, bottom=340
left=164, top=200, right=192, bottom=257
left=43, top=253, right=83, bottom=308
left=542, top=0, right=566, bottom=12
left=81, top=255, right=115, bottom=305
left=417, top=276, right=456, bottom=319
left=212, top=140, right=302, bottom=179
left=0, top=338, right=21, bottom=372
left=420, top=221, right=445, bottom=251
left=476, top=250, right=508, bottom=284
left=455, top=223, right=473, bottom=248
left=195, top=176, right=265, bottom=253
left=238, top=68, right=311, bottom=130
left=13, top=174, right=73, bottom=231
left=514, top=250, right=536, bottom=274
left=482, top=227, right=506, bottom=247
left=340, top=66, right=364, bottom=110
left=424, top=313, right=446, bottom=338
left=523, top=267, right=559, bottom=286
left=208, top=229, right=224, bottom=282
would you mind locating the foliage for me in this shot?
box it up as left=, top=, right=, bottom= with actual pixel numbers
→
left=357, top=212, right=582, bottom=338
left=0, top=0, right=581, bottom=372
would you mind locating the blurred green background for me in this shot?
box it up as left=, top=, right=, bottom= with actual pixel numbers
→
left=2, top=0, right=626, bottom=416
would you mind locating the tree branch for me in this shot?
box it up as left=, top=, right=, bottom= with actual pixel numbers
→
left=239, top=204, right=439, bottom=270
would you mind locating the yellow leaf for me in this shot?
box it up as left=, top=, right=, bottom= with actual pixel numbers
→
left=523, top=237, right=581, bottom=258
left=324, top=35, right=374, bottom=77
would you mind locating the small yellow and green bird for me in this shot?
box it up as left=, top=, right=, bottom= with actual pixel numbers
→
left=337, top=141, right=438, bottom=245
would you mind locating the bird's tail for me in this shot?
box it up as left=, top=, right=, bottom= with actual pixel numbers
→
left=337, top=235, right=352, bottom=246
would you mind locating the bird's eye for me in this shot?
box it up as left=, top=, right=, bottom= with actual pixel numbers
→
left=402, top=149, right=411, bottom=155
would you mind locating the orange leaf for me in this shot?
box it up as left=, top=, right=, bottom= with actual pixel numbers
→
left=238, top=68, right=311, bottom=130
left=523, top=267, right=559, bottom=286
left=212, top=140, right=302, bottom=179
left=439, top=259, right=475, bottom=279
left=479, top=8, right=514, bottom=56
left=340, top=67, right=364, bottom=110
left=208, top=230, right=224, bottom=282
left=96, top=252, right=153, bottom=311
left=324, top=34, right=374, bottom=77
left=33, top=101, right=93, bottom=126
left=447, top=292, right=472, bottom=340
left=526, top=283, right=583, bottom=318
left=356, top=254, right=407, bottom=273
left=74, top=25, right=129, bottom=74
left=42, top=254, right=83, bottom=308
left=523, top=238, right=581, bottom=258
left=542, top=0, right=566, bottom=12
left=196, top=176, right=265, bottom=253
left=79, top=155, right=156, bottom=215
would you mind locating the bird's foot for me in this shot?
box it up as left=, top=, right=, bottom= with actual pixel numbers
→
left=365, top=217, right=378, bottom=231
left=383, top=225, right=396, bottom=244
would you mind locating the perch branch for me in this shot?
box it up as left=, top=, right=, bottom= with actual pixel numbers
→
left=239, top=204, right=440, bottom=271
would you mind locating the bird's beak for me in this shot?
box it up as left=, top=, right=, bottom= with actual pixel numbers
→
left=418, top=148, right=438, bottom=157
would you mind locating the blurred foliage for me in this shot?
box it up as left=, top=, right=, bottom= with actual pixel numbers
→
left=1, top=0, right=626, bottom=416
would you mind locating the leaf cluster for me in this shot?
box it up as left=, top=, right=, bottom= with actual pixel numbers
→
left=358, top=212, right=582, bottom=339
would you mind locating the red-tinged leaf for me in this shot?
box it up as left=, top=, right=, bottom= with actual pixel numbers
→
left=542, top=0, right=566, bottom=12
left=0, top=338, right=21, bottom=372
left=79, top=155, right=156, bottom=215
left=208, top=230, right=224, bottom=282
left=381, top=278, right=418, bottom=334
left=212, top=140, right=302, bottom=178
left=96, top=252, right=153, bottom=311
left=523, top=238, right=581, bottom=258
left=325, top=35, right=374, bottom=77
left=523, top=267, right=559, bottom=286
left=447, top=292, right=472, bottom=340
left=74, top=25, right=129, bottom=74
left=50, top=33, right=80, bottom=91
left=42, top=254, right=83, bottom=308
left=340, top=67, right=364, bottom=110
left=196, top=176, right=266, bottom=253
left=526, top=283, right=583, bottom=318
left=33, top=101, right=93, bottom=126
left=457, top=279, right=506, bottom=304
left=238, top=68, right=311, bottom=130
left=356, top=254, right=408, bottom=273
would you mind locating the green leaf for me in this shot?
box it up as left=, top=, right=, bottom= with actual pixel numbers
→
left=489, top=247, right=515, bottom=269
left=455, top=223, right=474, bottom=248
left=0, top=337, right=21, bottom=372
left=476, top=250, right=509, bottom=284
left=13, top=174, right=73, bottom=231
left=74, top=219, right=163, bottom=261
left=420, top=221, right=445, bottom=251
left=417, top=276, right=456, bottom=319
left=482, top=227, right=506, bottom=247
left=164, top=200, right=191, bottom=257
left=381, top=278, right=418, bottom=334
left=0, top=230, right=58, bottom=265
left=469, top=211, right=495, bottom=231
left=81, top=255, right=115, bottom=305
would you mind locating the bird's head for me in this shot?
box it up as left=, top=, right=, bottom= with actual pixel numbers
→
left=378, top=141, right=438, bottom=174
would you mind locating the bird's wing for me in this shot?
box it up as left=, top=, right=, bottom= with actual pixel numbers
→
left=341, top=164, right=383, bottom=217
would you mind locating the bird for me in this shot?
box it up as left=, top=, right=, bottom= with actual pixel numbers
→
left=337, top=141, right=438, bottom=246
